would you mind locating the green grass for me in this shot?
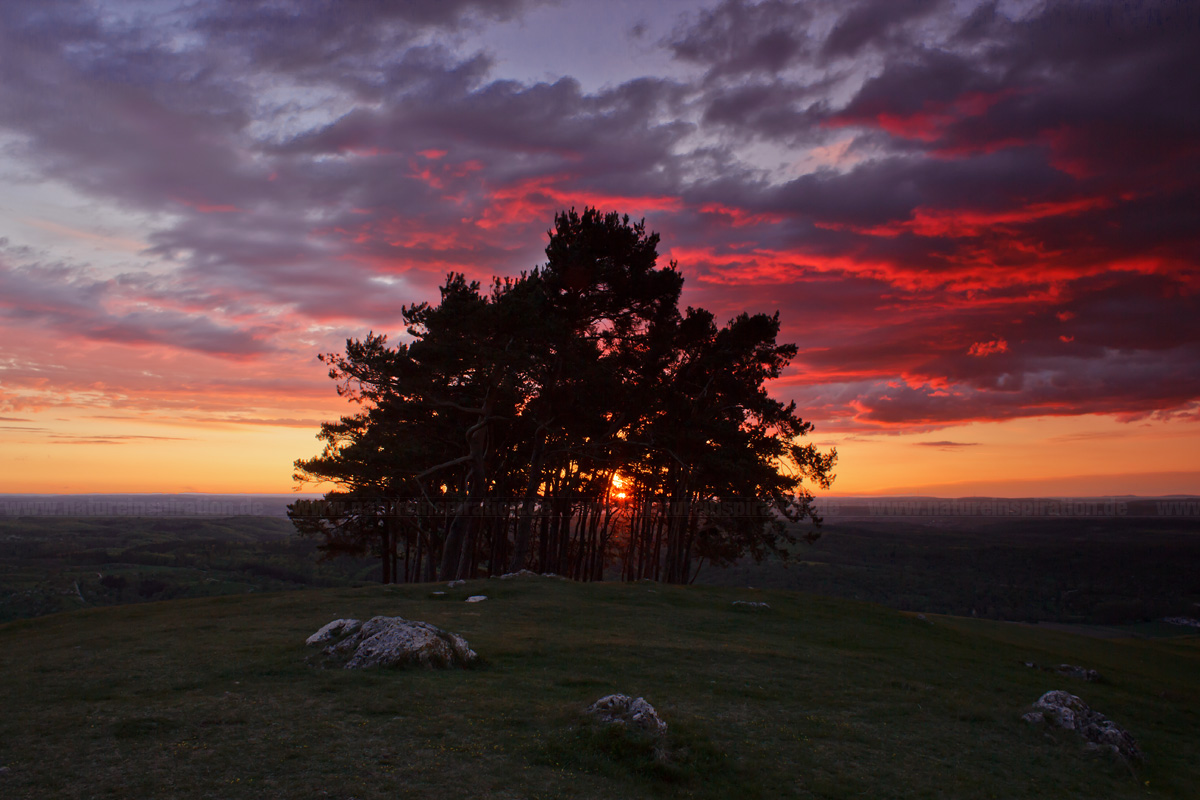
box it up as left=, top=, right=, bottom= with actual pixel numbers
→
left=1, top=579, right=1196, bottom=798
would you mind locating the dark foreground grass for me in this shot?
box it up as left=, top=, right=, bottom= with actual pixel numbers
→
left=0, top=579, right=1196, bottom=799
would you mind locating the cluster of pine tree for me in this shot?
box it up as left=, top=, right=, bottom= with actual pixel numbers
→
left=289, top=209, right=835, bottom=584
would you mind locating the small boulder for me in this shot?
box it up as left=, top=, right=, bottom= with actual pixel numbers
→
left=1022, top=661, right=1101, bottom=682
left=498, top=569, right=539, bottom=580
left=586, top=694, right=667, bottom=734
left=305, top=618, right=361, bottom=646
left=1024, top=690, right=1141, bottom=761
left=447, top=579, right=466, bottom=588
left=732, top=600, right=770, bottom=609
left=466, top=595, right=487, bottom=603
left=1050, top=664, right=1101, bottom=682
left=308, top=616, right=478, bottom=670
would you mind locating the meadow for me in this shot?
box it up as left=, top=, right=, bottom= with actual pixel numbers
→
left=0, top=577, right=1196, bottom=798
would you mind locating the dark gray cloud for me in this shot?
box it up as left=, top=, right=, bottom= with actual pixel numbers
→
left=668, top=0, right=817, bottom=79
left=820, top=0, right=947, bottom=61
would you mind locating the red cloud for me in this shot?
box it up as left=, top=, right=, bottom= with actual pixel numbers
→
left=828, top=90, right=1015, bottom=143
left=821, top=196, right=1113, bottom=239
left=475, top=175, right=682, bottom=231
left=967, top=339, right=1008, bottom=357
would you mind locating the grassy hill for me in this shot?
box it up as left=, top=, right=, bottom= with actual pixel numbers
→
left=0, top=516, right=376, bottom=622
left=1, top=579, right=1196, bottom=799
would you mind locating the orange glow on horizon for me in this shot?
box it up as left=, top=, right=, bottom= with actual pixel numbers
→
left=1, top=410, right=1197, bottom=497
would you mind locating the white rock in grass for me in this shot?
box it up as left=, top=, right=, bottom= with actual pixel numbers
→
left=305, top=618, right=361, bottom=646
left=1024, top=690, right=1141, bottom=761
left=498, top=569, right=539, bottom=580
left=466, top=595, right=488, bottom=603
left=447, top=580, right=466, bottom=587
left=586, top=694, right=667, bottom=734
left=732, top=601, right=770, bottom=609
left=321, top=616, right=478, bottom=669
left=1023, top=662, right=1101, bottom=682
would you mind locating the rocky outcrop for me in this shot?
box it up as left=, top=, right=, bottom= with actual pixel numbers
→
left=307, top=616, right=478, bottom=669
left=1022, top=690, right=1141, bottom=761
left=305, top=618, right=361, bottom=645
left=497, top=570, right=565, bottom=580
left=1023, top=661, right=1101, bottom=682
left=586, top=694, right=667, bottom=734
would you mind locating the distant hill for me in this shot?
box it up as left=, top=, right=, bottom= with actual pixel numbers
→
left=818, top=495, right=1200, bottom=519
left=0, top=514, right=374, bottom=622
left=0, top=493, right=319, bottom=518
left=4, top=493, right=1196, bottom=520
left=698, top=515, right=1200, bottom=625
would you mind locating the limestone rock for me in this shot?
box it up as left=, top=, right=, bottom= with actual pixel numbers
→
left=305, top=618, right=361, bottom=646
left=498, top=569, right=539, bottom=580
left=1022, top=661, right=1101, bottom=682
left=1049, top=664, right=1101, bottom=682
left=466, top=595, right=487, bottom=603
left=496, top=569, right=565, bottom=580
left=447, top=580, right=466, bottom=588
left=586, top=694, right=667, bottom=734
left=1024, top=690, right=1141, bottom=761
left=732, top=600, right=770, bottom=609
left=309, top=616, right=478, bottom=669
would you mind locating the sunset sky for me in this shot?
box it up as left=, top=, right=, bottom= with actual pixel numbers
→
left=1, top=0, right=1198, bottom=496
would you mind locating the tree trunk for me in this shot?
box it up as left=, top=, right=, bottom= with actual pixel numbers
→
left=508, top=426, right=548, bottom=571
left=380, top=520, right=392, bottom=584
left=438, top=397, right=494, bottom=580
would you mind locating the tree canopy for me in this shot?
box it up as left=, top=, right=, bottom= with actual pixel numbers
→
left=290, top=208, right=835, bottom=583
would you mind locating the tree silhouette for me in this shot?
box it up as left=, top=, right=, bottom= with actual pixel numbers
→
left=291, top=208, right=835, bottom=583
